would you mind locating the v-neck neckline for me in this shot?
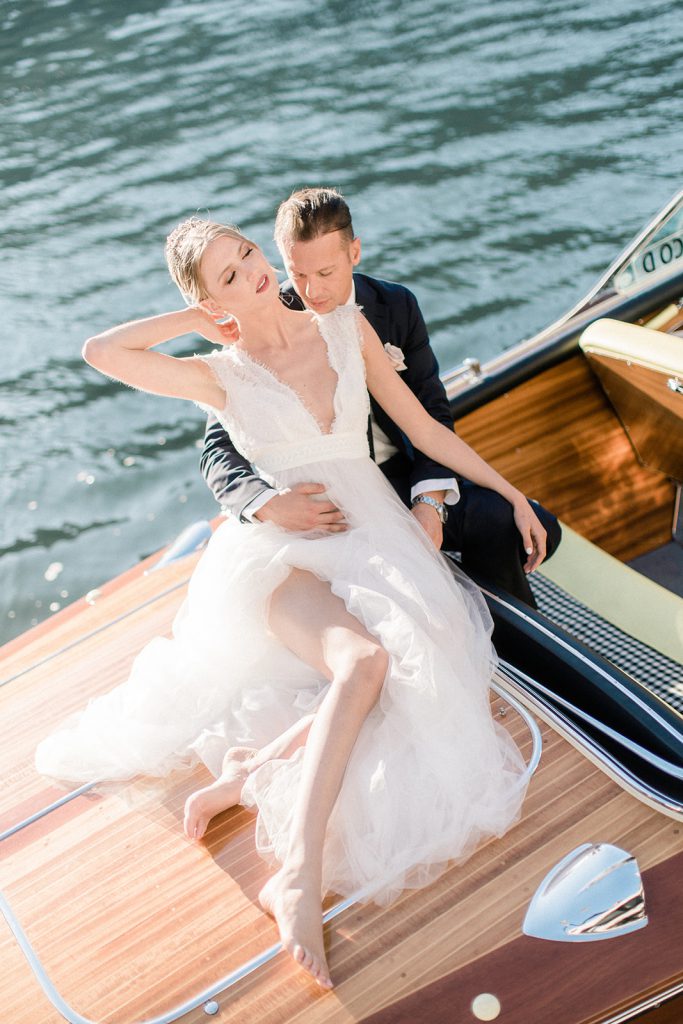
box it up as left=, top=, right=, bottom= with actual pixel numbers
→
left=233, top=315, right=339, bottom=437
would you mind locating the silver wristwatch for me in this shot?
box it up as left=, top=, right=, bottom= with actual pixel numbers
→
left=411, top=495, right=448, bottom=524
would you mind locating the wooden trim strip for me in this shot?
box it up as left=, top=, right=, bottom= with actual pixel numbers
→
left=599, top=983, right=683, bottom=1024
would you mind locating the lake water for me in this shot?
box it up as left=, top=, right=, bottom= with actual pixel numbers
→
left=2, top=0, right=682, bottom=644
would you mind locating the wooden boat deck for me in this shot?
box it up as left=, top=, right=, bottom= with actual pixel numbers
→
left=2, top=542, right=682, bottom=1024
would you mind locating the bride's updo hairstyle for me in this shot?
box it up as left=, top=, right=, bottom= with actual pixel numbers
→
left=165, top=217, right=256, bottom=304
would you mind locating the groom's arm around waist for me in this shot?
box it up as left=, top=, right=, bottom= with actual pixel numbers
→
left=200, top=414, right=277, bottom=521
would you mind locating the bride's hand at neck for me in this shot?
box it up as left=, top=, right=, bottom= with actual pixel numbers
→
left=195, top=301, right=241, bottom=345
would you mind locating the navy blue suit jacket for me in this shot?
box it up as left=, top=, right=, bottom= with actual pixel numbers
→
left=200, top=272, right=455, bottom=519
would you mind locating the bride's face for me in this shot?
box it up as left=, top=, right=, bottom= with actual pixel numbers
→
left=200, top=235, right=277, bottom=317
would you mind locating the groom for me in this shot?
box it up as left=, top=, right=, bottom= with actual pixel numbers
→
left=200, top=187, right=561, bottom=607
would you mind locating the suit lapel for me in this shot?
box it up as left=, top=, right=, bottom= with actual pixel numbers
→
left=353, top=276, right=407, bottom=454
left=279, top=282, right=305, bottom=310
left=354, top=275, right=389, bottom=344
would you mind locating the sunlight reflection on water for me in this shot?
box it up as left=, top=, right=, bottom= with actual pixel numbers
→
left=2, top=0, right=682, bottom=642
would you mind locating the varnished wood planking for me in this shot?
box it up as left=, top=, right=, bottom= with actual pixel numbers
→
left=0, top=631, right=527, bottom=1023
left=292, top=814, right=680, bottom=1024
left=0, top=914, right=69, bottom=1024
left=361, top=853, right=683, bottom=1024
left=2, top=715, right=681, bottom=1024
left=586, top=354, right=683, bottom=480
left=0, top=583, right=190, bottom=831
left=1, top=784, right=273, bottom=1023
left=190, top=725, right=681, bottom=1024
left=1, top=493, right=680, bottom=1021
left=456, top=355, right=675, bottom=561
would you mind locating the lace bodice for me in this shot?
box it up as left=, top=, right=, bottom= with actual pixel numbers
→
left=200, top=305, right=371, bottom=475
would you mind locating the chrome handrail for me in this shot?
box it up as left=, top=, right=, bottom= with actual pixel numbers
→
left=491, top=673, right=543, bottom=781
left=441, top=356, right=482, bottom=390
left=501, top=662, right=683, bottom=781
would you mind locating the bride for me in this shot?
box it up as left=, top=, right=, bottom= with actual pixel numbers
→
left=36, top=217, right=546, bottom=990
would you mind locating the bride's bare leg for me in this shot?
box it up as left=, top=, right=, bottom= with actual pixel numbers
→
left=249, top=713, right=316, bottom=768
left=184, top=716, right=316, bottom=840
left=260, top=570, right=388, bottom=989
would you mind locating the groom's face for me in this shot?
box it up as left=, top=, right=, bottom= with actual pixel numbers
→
left=279, top=230, right=361, bottom=315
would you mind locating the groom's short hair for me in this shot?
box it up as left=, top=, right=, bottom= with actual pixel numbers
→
left=274, top=187, right=354, bottom=248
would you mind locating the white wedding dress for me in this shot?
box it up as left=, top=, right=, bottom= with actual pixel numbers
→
left=36, top=305, right=529, bottom=905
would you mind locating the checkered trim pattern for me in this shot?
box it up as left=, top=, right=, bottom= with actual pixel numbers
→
left=531, top=574, right=683, bottom=714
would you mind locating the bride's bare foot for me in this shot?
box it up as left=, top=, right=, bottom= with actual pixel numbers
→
left=259, top=868, right=332, bottom=990
left=183, top=746, right=256, bottom=840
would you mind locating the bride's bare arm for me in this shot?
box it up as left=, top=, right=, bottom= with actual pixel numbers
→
left=82, top=306, right=229, bottom=408
left=359, top=315, right=547, bottom=567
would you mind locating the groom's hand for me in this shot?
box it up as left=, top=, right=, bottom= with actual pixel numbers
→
left=254, top=483, right=348, bottom=532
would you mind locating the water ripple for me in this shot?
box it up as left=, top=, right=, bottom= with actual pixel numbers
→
left=2, top=0, right=682, bottom=641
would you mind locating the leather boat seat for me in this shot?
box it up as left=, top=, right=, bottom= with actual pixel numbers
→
left=579, top=318, right=683, bottom=482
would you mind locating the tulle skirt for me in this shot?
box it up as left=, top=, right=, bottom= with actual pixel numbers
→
left=36, top=456, right=529, bottom=904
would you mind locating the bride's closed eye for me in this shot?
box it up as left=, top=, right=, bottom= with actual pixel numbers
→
left=225, top=247, right=254, bottom=285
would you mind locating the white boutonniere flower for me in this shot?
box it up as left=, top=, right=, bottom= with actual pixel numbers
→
left=384, top=343, right=407, bottom=372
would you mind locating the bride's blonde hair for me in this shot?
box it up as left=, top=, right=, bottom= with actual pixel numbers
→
left=165, top=217, right=256, bottom=303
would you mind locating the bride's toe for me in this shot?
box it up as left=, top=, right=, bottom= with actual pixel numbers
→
left=292, top=942, right=308, bottom=966
left=310, top=956, right=333, bottom=989
left=258, top=880, right=275, bottom=916
left=290, top=944, right=332, bottom=988
left=258, top=870, right=332, bottom=988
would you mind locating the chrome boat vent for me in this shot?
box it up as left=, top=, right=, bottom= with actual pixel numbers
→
left=523, top=843, right=647, bottom=942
